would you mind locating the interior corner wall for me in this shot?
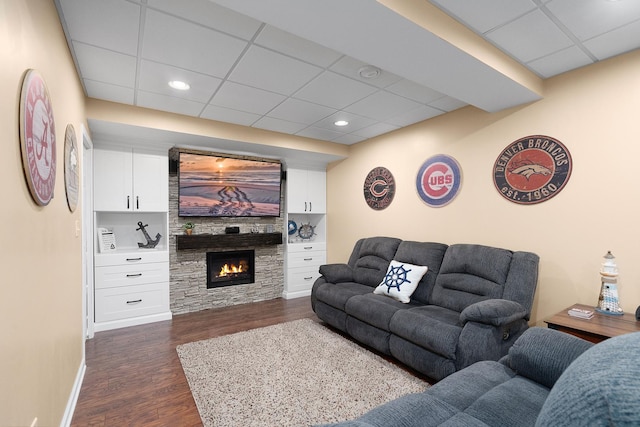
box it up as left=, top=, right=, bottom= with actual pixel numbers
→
left=326, top=49, right=640, bottom=325
left=0, top=1, right=86, bottom=426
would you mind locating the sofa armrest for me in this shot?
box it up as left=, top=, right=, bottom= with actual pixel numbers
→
left=319, top=263, right=354, bottom=283
left=460, top=299, right=528, bottom=327
left=503, top=327, right=593, bottom=389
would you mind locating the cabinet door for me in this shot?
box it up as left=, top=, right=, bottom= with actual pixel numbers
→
left=94, top=149, right=133, bottom=211
left=286, top=168, right=309, bottom=213
left=306, top=170, right=326, bottom=213
left=133, top=151, right=168, bottom=212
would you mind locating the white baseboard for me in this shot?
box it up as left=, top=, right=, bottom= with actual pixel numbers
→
left=94, top=311, right=173, bottom=332
left=60, top=358, right=86, bottom=427
left=282, top=289, right=312, bottom=299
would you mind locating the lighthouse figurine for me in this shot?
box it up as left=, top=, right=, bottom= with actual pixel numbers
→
left=596, top=251, right=624, bottom=316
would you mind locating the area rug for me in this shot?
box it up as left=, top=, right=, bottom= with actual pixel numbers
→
left=176, top=318, right=428, bottom=426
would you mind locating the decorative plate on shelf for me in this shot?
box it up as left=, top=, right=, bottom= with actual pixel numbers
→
left=287, top=220, right=298, bottom=235
left=298, top=223, right=316, bottom=240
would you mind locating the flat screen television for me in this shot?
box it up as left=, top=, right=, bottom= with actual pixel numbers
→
left=178, top=152, right=282, bottom=217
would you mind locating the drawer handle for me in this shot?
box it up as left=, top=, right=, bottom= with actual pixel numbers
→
left=304, top=258, right=313, bottom=261
left=126, top=299, right=142, bottom=304
left=126, top=273, right=143, bottom=278
left=304, top=246, right=313, bottom=250
left=304, top=276, right=313, bottom=280
left=126, top=257, right=142, bottom=262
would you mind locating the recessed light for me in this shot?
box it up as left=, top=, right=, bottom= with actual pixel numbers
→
left=358, top=65, right=381, bottom=79
left=334, top=120, right=349, bottom=127
left=168, top=80, right=190, bottom=90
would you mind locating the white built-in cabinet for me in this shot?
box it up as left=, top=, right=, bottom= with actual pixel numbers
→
left=93, top=147, right=171, bottom=332
left=284, top=168, right=327, bottom=299
left=93, top=148, right=168, bottom=212
left=286, top=168, right=326, bottom=214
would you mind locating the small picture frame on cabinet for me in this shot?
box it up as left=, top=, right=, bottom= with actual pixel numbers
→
left=97, top=227, right=117, bottom=252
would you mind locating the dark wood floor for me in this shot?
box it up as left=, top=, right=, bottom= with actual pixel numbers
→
left=71, top=297, right=317, bottom=427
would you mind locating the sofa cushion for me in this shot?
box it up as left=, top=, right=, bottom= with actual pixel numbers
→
left=430, top=244, right=513, bottom=313
left=314, top=282, right=372, bottom=311
left=503, top=327, right=593, bottom=389
left=345, top=293, right=417, bottom=331
left=373, top=260, right=428, bottom=303
left=351, top=237, right=402, bottom=287
left=535, top=331, right=640, bottom=427
left=393, top=241, right=448, bottom=304
left=319, top=263, right=354, bottom=283
left=389, top=305, right=462, bottom=358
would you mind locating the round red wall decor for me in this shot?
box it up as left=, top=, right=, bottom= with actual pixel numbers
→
left=363, top=166, right=396, bottom=210
left=19, top=69, right=57, bottom=206
left=493, top=135, right=572, bottom=205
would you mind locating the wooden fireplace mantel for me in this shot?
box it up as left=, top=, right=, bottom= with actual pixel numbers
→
left=175, top=232, right=283, bottom=251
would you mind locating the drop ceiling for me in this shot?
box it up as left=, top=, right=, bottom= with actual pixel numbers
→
left=55, top=0, right=640, bottom=153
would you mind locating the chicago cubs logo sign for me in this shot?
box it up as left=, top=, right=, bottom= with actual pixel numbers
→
left=416, top=154, right=462, bottom=207
left=19, top=69, right=56, bottom=206
left=363, top=166, right=395, bottom=210
left=493, top=135, right=572, bottom=205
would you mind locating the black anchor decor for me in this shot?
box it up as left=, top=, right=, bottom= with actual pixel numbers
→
left=136, top=221, right=162, bottom=249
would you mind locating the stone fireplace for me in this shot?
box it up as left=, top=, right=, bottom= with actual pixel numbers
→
left=168, top=158, right=285, bottom=315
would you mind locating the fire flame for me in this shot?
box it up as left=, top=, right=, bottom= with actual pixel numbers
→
left=219, top=263, right=244, bottom=277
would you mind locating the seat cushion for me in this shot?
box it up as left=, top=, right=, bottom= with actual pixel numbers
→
left=389, top=305, right=462, bottom=358
left=314, top=282, right=372, bottom=311
left=345, top=293, right=417, bottom=331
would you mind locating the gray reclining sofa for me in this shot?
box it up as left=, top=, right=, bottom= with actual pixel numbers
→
left=311, top=236, right=540, bottom=380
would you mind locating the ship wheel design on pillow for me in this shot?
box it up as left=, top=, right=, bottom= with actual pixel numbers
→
left=381, top=264, right=412, bottom=292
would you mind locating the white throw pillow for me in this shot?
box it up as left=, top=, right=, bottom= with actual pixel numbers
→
left=373, top=260, right=428, bottom=303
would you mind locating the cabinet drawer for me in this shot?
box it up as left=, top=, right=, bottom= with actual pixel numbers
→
left=287, top=251, right=326, bottom=268
left=95, top=263, right=168, bottom=289
left=287, top=266, right=321, bottom=292
left=288, top=242, right=326, bottom=253
left=95, top=250, right=168, bottom=267
left=95, top=283, right=168, bottom=322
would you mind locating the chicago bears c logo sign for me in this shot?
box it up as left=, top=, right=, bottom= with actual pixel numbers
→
left=416, top=154, right=462, bottom=207
left=493, top=135, right=572, bottom=205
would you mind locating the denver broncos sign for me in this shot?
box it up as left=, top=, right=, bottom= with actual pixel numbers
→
left=493, top=135, right=572, bottom=205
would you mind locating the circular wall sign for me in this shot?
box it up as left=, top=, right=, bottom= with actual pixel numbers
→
left=19, top=69, right=56, bottom=206
left=416, top=154, right=462, bottom=207
left=64, top=124, right=79, bottom=212
left=493, top=135, right=572, bottom=205
left=363, top=166, right=395, bottom=210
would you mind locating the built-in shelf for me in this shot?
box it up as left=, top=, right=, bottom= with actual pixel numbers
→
left=175, top=232, right=283, bottom=251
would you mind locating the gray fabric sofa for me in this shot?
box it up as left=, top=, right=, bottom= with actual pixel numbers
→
left=317, top=327, right=640, bottom=427
left=311, top=237, right=539, bottom=380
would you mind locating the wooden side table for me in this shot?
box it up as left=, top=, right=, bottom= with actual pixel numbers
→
left=545, top=303, right=640, bottom=343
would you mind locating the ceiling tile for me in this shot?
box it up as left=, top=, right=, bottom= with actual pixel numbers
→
left=142, top=9, right=248, bottom=78
left=527, top=46, right=593, bottom=78
left=386, top=79, right=445, bottom=104
left=332, top=133, right=367, bottom=145
left=229, top=45, right=323, bottom=95
left=255, top=25, right=343, bottom=67
left=583, top=20, right=640, bottom=60
left=430, top=0, right=537, bottom=33
left=329, top=56, right=403, bottom=88
left=138, top=60, right=222, bottom=103
left=352, top=122, right=400, bottom=139
left=344, top=91, right=423, bottom=121
left=486, top=9, right=574, bottom=63
left=296, top=126, right=346, bottom=141
left=59, top=0, right=140, bottom=55
left=252, top=117, right=308, bottom=134
left=429, top=96, right=467, bottom=112
left=200, top=104, right=260, bottom=126
left=312, top=112, right=376, bottom=133
left=546, top=0, right=640, bottom=41
left=84, top=80, right=134, bottom=104
left=210, top=81, right=286, bottom=115
left=137, top=91, right=205, bottom=116
left=72, top=42, right=136, bottom=87
left=386, top=106, right=444, bottom=127
left=267, top=99, right=336, bottom=125
left=294, top=71, right=378, bottom=109
left=147, top=0, right=262, bottom=40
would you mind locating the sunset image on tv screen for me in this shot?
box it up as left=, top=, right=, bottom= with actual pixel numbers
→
left=179, top=153, right=281, bottom=217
